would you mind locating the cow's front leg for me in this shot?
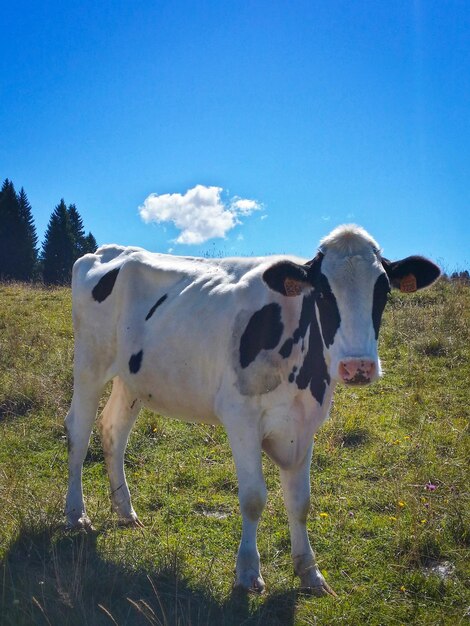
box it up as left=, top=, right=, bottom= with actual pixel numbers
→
left=226, top=422, right=267, bottom=593
left=279, top=442, right=336, bottom=597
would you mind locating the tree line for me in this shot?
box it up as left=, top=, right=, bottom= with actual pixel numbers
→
left=0, top=178, right=97, bottom=284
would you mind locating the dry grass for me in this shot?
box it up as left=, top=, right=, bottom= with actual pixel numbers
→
left=0, top=278, right=468, bottom=625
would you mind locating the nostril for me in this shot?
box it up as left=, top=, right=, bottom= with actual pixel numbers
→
left=339, top=359, right=376, bottom=383
left=339, top=361, right=357, bottom=380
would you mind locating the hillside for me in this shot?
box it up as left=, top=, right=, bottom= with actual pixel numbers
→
left=0, top=279, right=468, bottom=625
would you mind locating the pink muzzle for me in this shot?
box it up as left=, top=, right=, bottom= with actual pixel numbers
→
left=338, top=359, right=376, bottom=385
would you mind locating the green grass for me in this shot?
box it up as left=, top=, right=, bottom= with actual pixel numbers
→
left=0, top=279, right=469, bottom=625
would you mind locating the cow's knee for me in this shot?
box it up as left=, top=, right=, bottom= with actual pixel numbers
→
left=240, top=486, right=267, bottom=522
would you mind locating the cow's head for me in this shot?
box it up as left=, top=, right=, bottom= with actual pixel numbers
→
left=263, top=225, right=440, bottom=387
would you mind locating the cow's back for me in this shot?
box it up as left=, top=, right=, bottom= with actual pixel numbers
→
left=71, top=247, right=301, bottom=423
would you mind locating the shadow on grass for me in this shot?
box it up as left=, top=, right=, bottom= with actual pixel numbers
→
left=0, top=527, right=298, bottom=626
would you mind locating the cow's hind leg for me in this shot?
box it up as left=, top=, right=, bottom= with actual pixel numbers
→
left=279, top=443, right=337, bottom=597
left=65, top=374, right=105, bottom=529
left=225, top=420, right=267, bottom=593
left=99, top=377, right=143, bottom=526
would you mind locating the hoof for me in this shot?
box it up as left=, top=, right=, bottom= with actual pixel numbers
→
left=66, top=515, right=95, bottom=532
left=298, top=564, right=338, bottom=598
left=235, top=572, right=266, bottom=594
left=300, top=580, right=338, bottom=598
left=118, top=516, right=145, bottom=529
left=300, top=583, right=338, bottom=599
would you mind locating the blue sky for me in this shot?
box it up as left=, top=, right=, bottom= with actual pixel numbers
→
left=1, top=1, right=469, bottom=270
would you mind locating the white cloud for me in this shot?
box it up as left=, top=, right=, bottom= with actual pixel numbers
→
left=139, top=185, right=262, bottom=245
left=231, top=198, right=260, bottom=215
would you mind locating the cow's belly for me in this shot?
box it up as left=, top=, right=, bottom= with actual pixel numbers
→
left=118, top=344, right=224, bottom=424
left=142, top=391, right=222, bottom=425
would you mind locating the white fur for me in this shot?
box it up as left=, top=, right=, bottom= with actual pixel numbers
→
left=319, top=223, right=381, bottom=255
left=319, top=228, right=385, bottom=380
left=65, top=226, right=387, bottom=593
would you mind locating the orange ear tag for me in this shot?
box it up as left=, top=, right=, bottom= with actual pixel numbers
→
left=284, top=278, right=303, bottom=296
left=400, top=274, right=417, bottom=293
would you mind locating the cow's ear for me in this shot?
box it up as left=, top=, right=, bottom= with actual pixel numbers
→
left=263, top=261, right=312, bottom=296
left=382, top=256, right=441, bottom=292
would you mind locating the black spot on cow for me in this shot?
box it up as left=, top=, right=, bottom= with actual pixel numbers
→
left=129, top=350, right=143, bottom=374
left=372, top=273, right=390, bottom=339
left=92, top=268, right=120, bottom=303
left=278, top=292, right=316, bottom=360
left=145, top=294, right=168, bottom=321
left=315, top=274, right=341, bottom=347
left=288, top=366, right=298, bottom=383
left=239, top=303, right=284, bottom=369
left=295, top=308, right=331, bottom=405
left=278, top=290, right=332, bottom=404
left=279, top=338, right=294, bottom=358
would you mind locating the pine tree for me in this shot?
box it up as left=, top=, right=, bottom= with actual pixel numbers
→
left=41, top=199, right=76, bottom=284
left=68, top=204, right=97, bottom=259
left=68, top=203, right=86, bottom=260
left=0, top=179, right=17, bottom=279
left=83, top=231, right=97, bottom=254
left=0, top=179, right=37, bottom=281
left=16, top=187, right=38, bottom=280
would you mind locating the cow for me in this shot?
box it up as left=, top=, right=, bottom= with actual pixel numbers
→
left=64, top=224, right=440, bottom=596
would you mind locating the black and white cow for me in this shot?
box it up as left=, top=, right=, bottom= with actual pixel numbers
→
left=65, top=225, right=440, bottom=595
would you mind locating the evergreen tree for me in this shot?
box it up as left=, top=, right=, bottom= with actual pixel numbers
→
left=41, top=199, right=75, bottom=284
left=68, top=203, right=86, bottom=260
left=0, top=179, right=17, bottom=279
left=0, top=179, right=37, bottom=281
left=68, top=204, right=97, bottom=258
left=16, top=187, right=38, bottom=279
left=83, top=231, right=97, bottom=254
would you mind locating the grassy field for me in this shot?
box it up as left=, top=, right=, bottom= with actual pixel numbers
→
left=0, top=279, right=469, bottom=625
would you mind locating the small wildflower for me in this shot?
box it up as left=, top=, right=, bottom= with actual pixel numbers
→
left=389, top=516, right=397, bottom=521
left=348, top=510, right=354, bottom=517
left=425, top=482, right=437, bottom=491
left=319, top=512, right=329, bottom=518
left=400, top=585, right=406, bottom=593
left=403, top=436, right=410, bottom=440
left=153, top=427, right=158, bottom=432
left=420, top=519, right=427, bottom=524
left=398, top=501, right=406, bottom=508
left=393, top=439, right=401, bottom=444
